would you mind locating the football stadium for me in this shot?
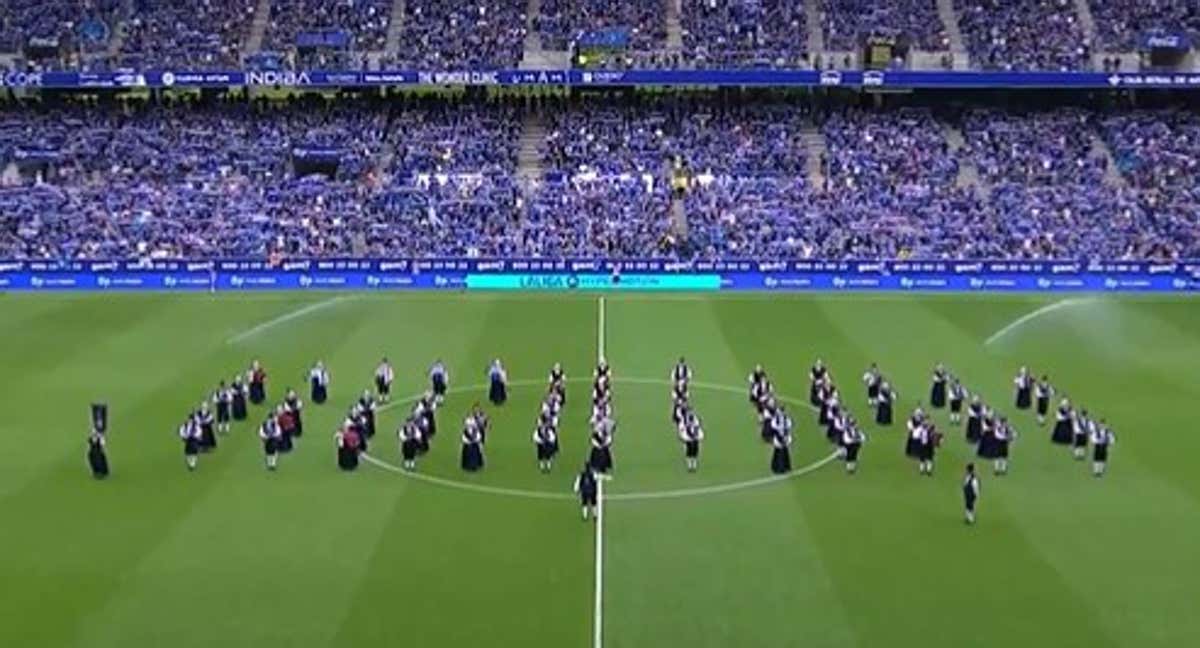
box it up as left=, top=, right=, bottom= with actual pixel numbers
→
left=2, top=2, right=1200, bottom=648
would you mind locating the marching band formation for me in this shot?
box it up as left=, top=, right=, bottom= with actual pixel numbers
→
left=84, top=353, right=1117, bottom=525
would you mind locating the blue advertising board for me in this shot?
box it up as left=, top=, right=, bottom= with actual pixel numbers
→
left=1, top=259, right=1197, bottom=293
left=3, top=69, right=1200, bottom=90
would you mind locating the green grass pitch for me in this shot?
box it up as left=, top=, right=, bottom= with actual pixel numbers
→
left=1, top=292, right=1198, bottom=647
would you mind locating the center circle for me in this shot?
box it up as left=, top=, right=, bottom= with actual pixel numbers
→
left=367, top=376, right=836, bottom=501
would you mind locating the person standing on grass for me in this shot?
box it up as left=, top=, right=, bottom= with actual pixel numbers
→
left=358, top=390, right=377, bottom=439
left=840, top=416, right=865, bottom=474
left=259, top=413, right=282, bottom=471
left=488, top=359, right=508, bottom=406
left=1051, top=398, right=1074, bottom=445
left=862, top=363, right=881, bottom=407
left=758, top=396, right=777, bottom=443
left=248, top=360, right=267, bottom=406
left=770, top=406, right=794, bottom=474
left=1013, top=366, right=1032, bottom=410
left=196, top=402, right=217, bottom=452
left=809, top=359, right=827, bottom=407
left=1072, top=409, right=1092, bottom=460
left=336, top=423, right=361, bottom=471
left=374, top=357, right=394, bottom=403
left=284, top=388, right=304, bottom=438
left=992, top=417, right=1014, bottom=476
left=231, top=375, right=248, bottom=421
left=413, top=392, right=439, bottom=442
left=399, top=417, right=422, bottom=471
left=1035, top=376, right=1055, bottom=425
left=275, top=403, right=296, bottom=454
left=180, top=413, right=200, bottom=471
left=308, top=361, right=330, bottom=405
left=429, top=359, right=449, bottom=399
left=460, top=414, right=485, bottom=472
left=672, top=357, right=693, bottom=386
left=965, top=395, right=984, bottom=444
left=590, top=415, right=615, bottom=474
left=680, top=411, right=704, bottom=472
left=930, top=363, right=948, bottom=409
left=87, top=427, right=109, bottom=479
left=905, top=407, right=926, bottom=460
left=533, top=419, right=559, bottom=473
left=948, top=377, right=966, bottom=425
left=963, top=463, right=981, bottom=525
left=548, top=362, right=567, bottom=406
left=574, top=463, right=599, bottom=521
left=1091, top=420, right=1115, bottom=477
left=875, top=381, right=896, bottom=426
left=212, top=380, right=232, bottom=434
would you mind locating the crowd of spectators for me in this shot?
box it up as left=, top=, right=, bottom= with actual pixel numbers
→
left=821, top=0, right=948, bottom=52
left=0, top=0, right=121, bottom=54
left=1, top=96, right=1197, bottom=261
left=391, top=0, right=526, bottom=69
left=955, top=0, right=1091, bottom=70
left=119, top=0, right=255, bottom=69
left=538, top=0, right=665, bottom=51
left=1089, top=0, right=1200, bottom=52
left=680, top=0, right=808, bottom=69
left=264, top=0, right=392, bottom=58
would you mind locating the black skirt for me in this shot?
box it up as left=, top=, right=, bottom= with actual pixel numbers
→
left=1015, top=388, right=1031, bottom=410
left=1094, top=444, right=1109, bottom=462
left=685, top=440, right=700, bottom=458
left=263, top=437, right=278, bottom=455
left=277, top=431, right=293, bottom=453
left=1072, top=432, right=1088, bottom=449
left=977, top=434, right=1000, bottom=459
left=362, top=413, right=376, bottom=439
left=1051, top=420, right=1073, bottom=444
left=760, top=420, right=775, bottom=443
left=183, top=437, right=199, bottom=456
left=818, top=405, right=830, bottom=426
left=536, top=442, right=557, bottom=461
left=337, top=446, right=358, bottom=470
left=589, top=446, right=613, bottom=473
left=996, top=440, right=1010, bottom=459
left=867, top=384, right=880, bottom=400
left=809, top=384, right=821, bottom=407
left=402, top=439, right=420, bottom=461
left=950, top=399, right=963, bottom=414
left=930, top=383, right=946, bottom=408
left=918, top=441, right=935, bottom=462
left=844, top=443, right=861, bottom=462
left=1036, top=397, right=1050, bottom=417
left=489, top=379, right=507, bottom=405
left=199, top=426, right=217, bottom=451
left=249, top=382, right=265, bottom=405
left=905, top=436, right=921, bottom=458
left=432, top=375, right=447, bottom=396
left=232, top=396, right=247, bottom=421
left=966, top=418, right=982, bottom=444
left=876, top=402, right=893, bottom=426
left=461, top=443, right=484, bottom=472
left=88, top=447, right=109, bottom=477
left=311, top=382, right=327, bottom=404
left=216, top=404, right=230, bottom=423
left=292, top=414, right=303, bottom=438
left=580, top=489, right=597, bottom=506
left=771, top=447, right=792, bottom=474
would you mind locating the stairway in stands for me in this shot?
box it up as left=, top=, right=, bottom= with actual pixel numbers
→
left=1090, top=133, right=1128, bottom=188
left=518, top=112, right=547, bottom=182
left=522, top=0, right=571, bottom=68
left=935, top=0, right=970, bottom=70
left=801, top=124, right=827, bottom=190
left=666, top=0, right=684, bottom=51
left=804, top=0, right=825, bottom=64
left=942, top=122, right=982, bottom=189
left=383, top=0, right=406, bottom=61
left=245, top=0, right=272, bottom=56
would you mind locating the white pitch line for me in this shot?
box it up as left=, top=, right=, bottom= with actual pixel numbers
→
left=983, top=297, right=1095, bottom=346
left=593, top=295, right=606, bottom=648
left=226, top=295, right=353, bottom=344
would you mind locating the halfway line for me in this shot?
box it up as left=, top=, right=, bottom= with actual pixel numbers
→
left=226, top=295, right=353, bottom=344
